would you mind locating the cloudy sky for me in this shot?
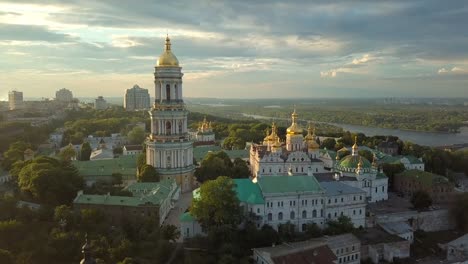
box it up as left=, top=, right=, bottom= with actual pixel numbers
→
left=0, top=0, right=467, bottom=99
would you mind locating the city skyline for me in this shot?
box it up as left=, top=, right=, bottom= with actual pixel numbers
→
left=1, top=0, right=468, bottom=99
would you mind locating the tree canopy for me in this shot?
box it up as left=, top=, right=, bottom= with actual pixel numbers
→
left=411, top=191, right=433, bottom=210
left=80, top=142, right=92, bottom=161
left=17, top=156, right=84, bottom=205
left=195, top=151, right=250, bottom=182
left=127, top=126, right=146, bottom=145
left=191, top=176, right=242, bottom=231
left=137, top=164, right=159, bottom=182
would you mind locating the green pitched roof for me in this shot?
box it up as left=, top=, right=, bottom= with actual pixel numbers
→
left=320, top=149, right=337, bottom=159
left=193, top=145, right=222, bottom=162
left=258, top=176, right=323, bottom=194
left=193, top=146, right=249, bottom=162
left=125, top=179, right=176, bottom=203
left=72, top=155, right=137, bottom=177
left=74, top=194, right=147, bottom=207
left=179, top=212, right=194, bottom=222
left=380, top=155, right=423, bottom=165
left=233, top=178, right=265, bottom=204
left=396, top=169, right=449, bottom=187
left=338, top=155, right=372, bottom=169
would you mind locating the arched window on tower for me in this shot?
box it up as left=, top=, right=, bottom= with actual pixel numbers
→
left=175, top=84, right=178, bottom=100
left=166, top=121, right=171, bottom=135
left=166, top=84, right=171, bottom=101
left=178, top=120, right=183, bottom=134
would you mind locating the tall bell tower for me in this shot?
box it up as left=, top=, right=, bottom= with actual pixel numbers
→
left=146, top=35, right=194, bottom=191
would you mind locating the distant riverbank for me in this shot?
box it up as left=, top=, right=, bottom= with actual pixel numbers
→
left=242, top=113, right=468, bottom=146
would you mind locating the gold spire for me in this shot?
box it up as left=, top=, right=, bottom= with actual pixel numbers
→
left=165, top=34, right=171, bottom=51
left=372, top=154, right=378, bottom=168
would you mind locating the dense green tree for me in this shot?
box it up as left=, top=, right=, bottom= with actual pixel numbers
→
left=278, top=222, right=296, bottom=242
left=411, top=191, right=432, bottom=210
left=59, top=145, right=77, bottom=161
left=127, top=127, right=146, bottom=145
left=1, top=141, right=31, bottom=170
left=80, top=142, right=92, bottom=161
left=222, top=136, right=245, bottom=150
left=160, top=224, right=180, bottom=242
left=325, top=215, right=355, bottom=235
left=18, top=156, right=84, bottom=205
left=80, top=142, right=93, bottom=160
left=113, top=146, right=123, bottom=155
left=191, top=176, right=242, bottom=231
left=231, top=158, right=250, bottom=178
left=195, top=151, right=233, bottom=182
left=136, top=152, right=146, bottom=173
left=320, top=138, right=336, bottom=150
left=111, top=173, right=123, bottom=186
left=304, top=222, right=322, bottom=238
left=382, top=163, right=405, bottom=189
left=138, top=164, right=159, bottom=182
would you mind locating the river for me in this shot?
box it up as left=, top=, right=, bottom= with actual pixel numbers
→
left=242, top=113, right=468, bottom=147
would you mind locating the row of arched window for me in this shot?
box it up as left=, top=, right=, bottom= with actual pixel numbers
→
left=266, top=209, right=323, bottom=221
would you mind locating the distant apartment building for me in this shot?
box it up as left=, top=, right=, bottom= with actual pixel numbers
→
left=8, top=90, right=23, bottom=110
left=55, top=88, right=74, bottom=102
left=94, top=96, right=108, bottom=110
left=124, top=84, right=150, bottom=111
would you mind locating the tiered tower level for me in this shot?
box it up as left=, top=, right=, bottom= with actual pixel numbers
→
left=146, top=36, right=194, bottom=191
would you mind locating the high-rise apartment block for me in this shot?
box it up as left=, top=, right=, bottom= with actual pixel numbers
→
left=124, top=84, right=150, bottom=111
left=8, top=90, right=23, bottom=110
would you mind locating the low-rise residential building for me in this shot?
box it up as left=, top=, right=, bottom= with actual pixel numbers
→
left=252, top=234, right=360, bottom=264
left=125, top=179, right=180, bottom=224
left=73, top=179, right=179, bottom=225
left=356, top=228, right=410, bottom=263
left=394, top=170, right=455, bottom=203
left=446, top=233, right=468, bottom=261
left=181, top=176, right=367, bottom=239
left=253, top=239, right=337, bottom=264
left=380, top=155, right=425, bottom=171
left=123, top=145, right=143, bottom=156
left=327, top=233, right=361, bottom=264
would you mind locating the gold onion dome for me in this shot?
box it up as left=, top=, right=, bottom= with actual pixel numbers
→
left=156, top=35, right=179, bottom=67
left=305, top=123, right=319, bottom=149
left=287, top=109, right=303, bottom=135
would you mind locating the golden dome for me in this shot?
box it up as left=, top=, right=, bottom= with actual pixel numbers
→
left=156, top=35, right=179, bottom=67
left=264, top=123, right=280, bottom=144
left=286, top=109, right=303, bottom=135
left=305, top=123, right=319, bottom=149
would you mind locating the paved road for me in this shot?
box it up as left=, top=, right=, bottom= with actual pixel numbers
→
left=163, top=191, right=193, bottom=242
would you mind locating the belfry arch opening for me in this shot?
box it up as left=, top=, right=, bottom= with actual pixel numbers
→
left=166, top=84, right=170, bottom=101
